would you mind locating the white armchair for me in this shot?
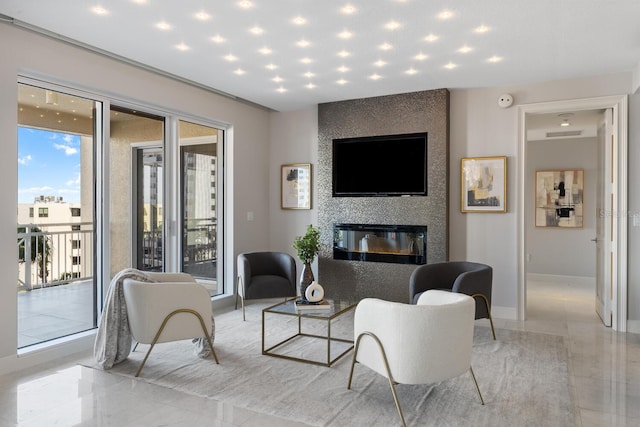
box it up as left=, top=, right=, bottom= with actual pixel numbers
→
left=123, top=273, right=219, bottom=377
left=347, top=290, right=484, bottom=426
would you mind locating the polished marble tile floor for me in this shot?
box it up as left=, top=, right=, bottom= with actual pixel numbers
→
left=1, top=279, right=638, bottom=426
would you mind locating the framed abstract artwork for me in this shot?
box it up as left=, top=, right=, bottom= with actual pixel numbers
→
left=281, top=163, right=311, bottom=209
left=535, top=169, right=584, bottom=228
left=461, top=156, right=507, bottom=213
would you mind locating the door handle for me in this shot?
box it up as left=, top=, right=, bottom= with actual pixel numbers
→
left=591, top=238, right=598, bottom=242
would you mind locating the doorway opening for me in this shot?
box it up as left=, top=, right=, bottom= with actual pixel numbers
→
left=518, top=96, right=628, bottom=331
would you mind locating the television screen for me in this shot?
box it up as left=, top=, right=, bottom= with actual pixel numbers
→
left=332, top=132, right=428, bottom=196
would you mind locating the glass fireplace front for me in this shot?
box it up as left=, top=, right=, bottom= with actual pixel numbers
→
left=333, top=223, right=427, bottom=265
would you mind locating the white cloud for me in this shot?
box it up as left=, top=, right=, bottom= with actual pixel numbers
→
left=63, top=134, right=74, bottom=143
left=54, top=143, right=78, bottom=156
left=18, top=154, right=32, bottom=165
left=66, top=173, right=81, bottom=186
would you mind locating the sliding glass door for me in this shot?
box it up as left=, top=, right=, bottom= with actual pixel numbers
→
left=179, top=121, right=223, bottom=296
left=17, top=83, right=99, bottom=348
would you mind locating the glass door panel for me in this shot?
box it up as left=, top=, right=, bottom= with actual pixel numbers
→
left=17, top=83, right=98, bottom=348
left=179, top=121, right=223, bottom=296
left=109, top=106, right=164, bottom=276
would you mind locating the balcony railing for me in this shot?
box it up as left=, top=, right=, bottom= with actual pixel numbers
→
left=17, top=222, right=94, bottom=291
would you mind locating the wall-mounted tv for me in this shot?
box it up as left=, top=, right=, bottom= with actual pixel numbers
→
left=332, top=132, right=428, bottom=197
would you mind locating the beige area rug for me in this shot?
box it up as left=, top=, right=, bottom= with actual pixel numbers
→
left=88, top=301, right=575, bottom=427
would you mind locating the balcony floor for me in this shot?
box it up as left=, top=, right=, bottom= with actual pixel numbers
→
left=18, top=281, right=94, bottom=348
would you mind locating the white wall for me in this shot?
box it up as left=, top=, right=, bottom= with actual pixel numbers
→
left=0, top=23, right=271, bottom=368
left=525, top=138, right=598, bottom=277
left=448, top=73, right=632, bottom=319
left=268, top=108, right=318, bottom=275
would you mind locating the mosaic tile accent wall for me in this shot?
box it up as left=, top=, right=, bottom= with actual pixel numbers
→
left=317, top=89, right=450, bottom=303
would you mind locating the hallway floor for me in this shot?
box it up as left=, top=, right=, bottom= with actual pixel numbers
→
left=1, top=278, right=639, bottom=426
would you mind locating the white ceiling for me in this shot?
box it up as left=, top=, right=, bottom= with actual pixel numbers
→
left=2, top=0, right=639, bottom=112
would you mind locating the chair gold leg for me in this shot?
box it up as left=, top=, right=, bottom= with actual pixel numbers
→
left=349, top=332, right=407, bottom=427
left=241, top=295, right=246, bottom=321
left=469, top=366, right=485, bottom=405
left=472, top=293, right=496, bottom=340
left=132, top=342, right=139, bottom=352
left=135, top=308, right=219, bottom=377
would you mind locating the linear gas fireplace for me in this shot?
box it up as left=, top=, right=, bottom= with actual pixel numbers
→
left=333, top=223, right=427, bottom=265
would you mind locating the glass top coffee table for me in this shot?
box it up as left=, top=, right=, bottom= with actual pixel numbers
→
left=262, top=297, right=357, bottom=367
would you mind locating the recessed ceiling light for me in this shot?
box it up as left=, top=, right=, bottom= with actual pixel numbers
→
left=276, top=86, right=287, bottom=93
left=444, top=62, right=457, bottom=69
left=379, top=42, right=393, bottom=51
left=374, top=60, right=387, bottom=67
left=424, top=33, right=439, bottom=43
left=224, top=54, right=238, bottom=62
left=91, top=5, right=109, bottom=16
left=237, top=0, right=253, bottom=9
left=296, top=39, right=310, bottom=48
left=405, top=68, right=418, bottom=75
left=175, top=43, right=190, bottom=51
left=234, top=68, right=246, bottom=75
left=337, top=65, right=350, bottom=73
left=194, top=11, right=211, bottom=21
left=258, top=47, right=272, bottom=55
left=304, top=71, right=315, bottom=78
left=306, top=83, right=316, bottom=89
left=474, top=25, right=490, bottom=34
left=560, top=119, right=570, bottom=127
left=369, top=73, right=382, bottom=80
left=337, top=50, right=351, bottom=58
left=292, top=16, right=307, bottom=25
left=131, top=0, right=148, bottom=4
left=414, top=53, right=428, bottom=61
left=437, top=9, right=455, bottom=20
left=457, top=45, right=473, bottom=54
left=249, top=26, right=264, bottom=35
left=338, top=30, right=353, bottom=39
left=336, top=79, right=348, bottom=85
left=155, top=21, right=172, bottom=31
left=300, top=57, right=313, bottom=64
left=266, top=63, right=278, bottom=70
left=487, top=55, right=503, bottom=63
left=272, top=76, right=284, bottom=83
left=384, top=20, right=401, bottom=31
left=211, top=34, right=225, bottom=43
left=340, top=4, right=357, bottom=15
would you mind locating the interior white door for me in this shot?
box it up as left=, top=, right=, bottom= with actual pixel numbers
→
left=595, top=108, right=613, bottom=326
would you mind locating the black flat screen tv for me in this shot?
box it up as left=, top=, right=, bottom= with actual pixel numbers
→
left=332, top=132, right=428, bottom=197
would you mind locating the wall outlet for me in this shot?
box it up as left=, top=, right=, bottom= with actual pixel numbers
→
left=247, top=211, right=254, bottom=221
left=527, top=253, right=532, bottom=262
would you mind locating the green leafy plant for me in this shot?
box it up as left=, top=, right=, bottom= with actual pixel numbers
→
left=292, top=224, right=320, bottom=264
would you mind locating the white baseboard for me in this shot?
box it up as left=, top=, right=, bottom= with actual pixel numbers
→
left=628, top=320, right=640, bottom=334
left=0, top=332, right=94, bottom=376
left=527, top=273, right=595, bottom=289
left=491, top=305, right=517, bottom=320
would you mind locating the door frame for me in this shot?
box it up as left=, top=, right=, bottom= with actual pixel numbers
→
left=517, top=95, right=628, bottom=331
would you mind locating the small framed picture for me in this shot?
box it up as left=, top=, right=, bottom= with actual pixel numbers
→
left=535, top=169, right=584, bottom=228
left=281, top=163, right=311, bottom=210
left=461, top=156, right=507, bottom=213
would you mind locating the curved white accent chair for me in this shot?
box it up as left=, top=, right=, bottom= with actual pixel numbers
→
left=347, top=290, right=484, bottom=427
left=123, top=273, right=219, bottom=377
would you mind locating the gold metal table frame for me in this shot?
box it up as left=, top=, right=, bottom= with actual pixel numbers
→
left=261, top=298, right=357, bottom=367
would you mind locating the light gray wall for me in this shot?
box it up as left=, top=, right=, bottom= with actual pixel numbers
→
left=628, top=89, right=640, bottom=329
left=268, top=108, right=318, bottom=276
left=449, top=73, right=631, bottom=319
left=525, top=138, right=598, bottom=277
left=0, top=23, right=271, bottom=364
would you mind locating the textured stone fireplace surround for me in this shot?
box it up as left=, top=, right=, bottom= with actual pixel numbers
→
left=317, top=89, right=450, bottom=303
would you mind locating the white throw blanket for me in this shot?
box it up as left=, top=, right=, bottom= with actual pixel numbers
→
left=93, top=268, right=154, bottom=369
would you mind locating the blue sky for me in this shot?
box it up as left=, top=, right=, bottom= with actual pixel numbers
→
left=18, top=127, right=82, bottom=204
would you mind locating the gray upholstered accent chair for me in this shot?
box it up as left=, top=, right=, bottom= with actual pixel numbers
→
left=236, top=251, right=297, bottom=320
left=409, top=261, right=496, bottom=340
